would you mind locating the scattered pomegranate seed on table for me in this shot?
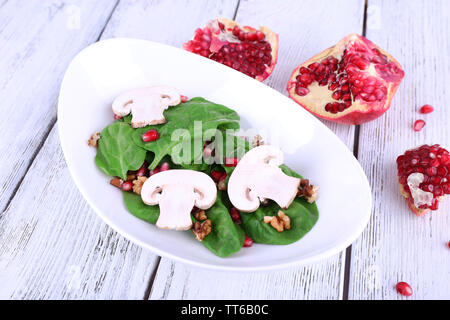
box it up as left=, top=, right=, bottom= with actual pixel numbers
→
left=413, top=119, right=426, bottom=132
left=447, top=240, right=450, bottom=249
left=419, top=104, right=434, bottom=114
left=396, top=282, right=413, bottom=297
left=243, top=235, right=253, bottom=247
left=142, top=129, right=159, bottom=142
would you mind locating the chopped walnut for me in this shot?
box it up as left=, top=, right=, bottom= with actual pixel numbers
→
left=88, top=132, right=100, bottom=147
left=132, top=176, right=147, bottom=195
left=110, top=177, right=123, bottom=188
left=264, top=210, right=291, bottom=232
left=217, top=179, right=227, bottom=191
left=194, top=210, right=207, bottom=221
left=193, top=219, right=212, bottom=241
left=297, top=179, right=319, bottom=203
left=252, top=134, right=265, bottom=147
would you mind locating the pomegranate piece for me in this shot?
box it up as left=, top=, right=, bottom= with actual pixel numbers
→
left=396, top=144, right=450, bottom=216
left=160, top=162, right=170, bottom=171
left=183, top=18, right=278, bottom=81
left=243, top=235, right=253, bottom=247
left=287, top=34, right=404, bottom=125
left=413, top=119, right=426, bottom=132
left=224, top=157, right=239, bottom=167
left=396, top=282, right=413, bottom=297
left=142, top=129, right=159, bottom=142
left=419, top=104, right=434, bottom=114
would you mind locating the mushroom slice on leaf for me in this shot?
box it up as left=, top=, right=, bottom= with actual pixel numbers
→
left=112, top=86, right=182, bottom=128
left=227, top=145, right=300, bottom=212
left=141, top=170, right=217, bottom=230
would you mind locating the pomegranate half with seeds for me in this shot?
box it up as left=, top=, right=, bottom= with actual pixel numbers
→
left=287, top=34, right=404, bottom=124
left=397, top=144, right=450, bottom=216
left=183, top=18, right=278, bottom=81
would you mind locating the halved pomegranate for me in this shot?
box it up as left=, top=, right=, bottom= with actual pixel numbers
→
left=397, top=144, right=450, bottom=216
left=287, top=34, right=404, bottom=125
left=183, top=18, right=278, bottom=81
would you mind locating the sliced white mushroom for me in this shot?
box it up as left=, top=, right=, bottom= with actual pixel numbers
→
left=112, top=86, right=181, bottom=128
left=227, top=145, right=301, bottom=212
left=141, top=169, right=217, bottom=230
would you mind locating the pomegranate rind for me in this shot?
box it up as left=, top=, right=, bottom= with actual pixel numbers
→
left=183, top=18, right=279, bottom=81
left=286, top=34, right=404, bottom=125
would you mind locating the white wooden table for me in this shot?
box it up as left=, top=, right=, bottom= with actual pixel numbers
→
left=0, top=0, right=449, bottom=300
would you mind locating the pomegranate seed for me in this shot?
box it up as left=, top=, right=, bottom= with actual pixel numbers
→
left=396, top=282, right=413, bottom=297
left=160, top=162, right=170, bottom=171
left=243, top=235, right=253, bottom=247
left=419, top=104, right=434, bottom=114
left=136, top=164, right=148, bottom=177
left=413, top=120, right=426, bottom=132
left=114, top=114, right=122, bottom=120
left=447, top=241, right=450, bottom=248
left=180, top=95, right=188, bottom=103
left=224, top=157, right=239, bottom=167
left=210, top=170, right=224, bottom=182
left=150, top=166, right=161, bottom=176
left=230, top=207, right=241, bottom=224
left=142, top=129, right=159, bottom=142
left=295, top=86, right=309, bottom=96
left=121, top=181, right=133, bottom=192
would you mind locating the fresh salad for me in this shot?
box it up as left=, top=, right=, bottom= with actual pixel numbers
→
left=89, top=86, right=319, bottom=257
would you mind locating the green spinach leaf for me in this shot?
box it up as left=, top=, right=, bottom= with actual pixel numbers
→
left=131, top=97, right=240, bottom=169
left=198, top=192, right=245, bottom=257
left=123, top=191, right=159, bottom=224
left=95, top=122, right=147, bottom=180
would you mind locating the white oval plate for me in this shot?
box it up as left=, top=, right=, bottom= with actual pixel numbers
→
left=58, top=38, right=372, bottom=272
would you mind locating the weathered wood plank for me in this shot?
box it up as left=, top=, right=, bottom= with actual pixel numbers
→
left=0, top=0, right=118, bottom=212
left=150, top=0, right=365, bottom=300
left=349, top=0, right=450, bottom=299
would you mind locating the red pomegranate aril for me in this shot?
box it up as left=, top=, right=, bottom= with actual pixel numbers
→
left=419, top=104, right=434, bottom=114
left=243, top=235, right=253, bottom=247
left=396, top=282, right=413, bottom=297
left=160, top=162, right=170, bottom=171
left=136, top=164, right=148, bottom=177
left=211, top=170, right=224, bottom=182
left=230, top=207, right=241, bottom=223
left=180, top=95, right=189, bottom=103
left=295, top=86, right=309, bottom=96
left=114, top=114, right=122, bottom=120
left=121, top=181, right=133, bottom=192
left=150, top=166, right=161, bottom=176
left=332, top=91, right=342, bottom=100
left=413, top=120, right=426, bottom=132
left=224, top=157, right=239, bottom=167
left=142, top=129, right=159, bottom=142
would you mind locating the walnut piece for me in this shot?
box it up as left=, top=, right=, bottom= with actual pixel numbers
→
left=217, top=179, right=227, bottom=191
left=88, top=132, right=100, bottom=147
left=193, top=219, right=212, bottom=241
left=251, top=134, right=265, bottom=148
left=132, top=176, right=148, bottom=195
left=297, top=179, right=319, bottom=203
left=194, top=210, right=207, bottom=221
left=264, top=210, right=291, bottom=232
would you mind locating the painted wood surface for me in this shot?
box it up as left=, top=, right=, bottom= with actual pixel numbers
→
left=348, top=0, right=450, bottom=299
left=149, top=0, right=364, bottom=300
